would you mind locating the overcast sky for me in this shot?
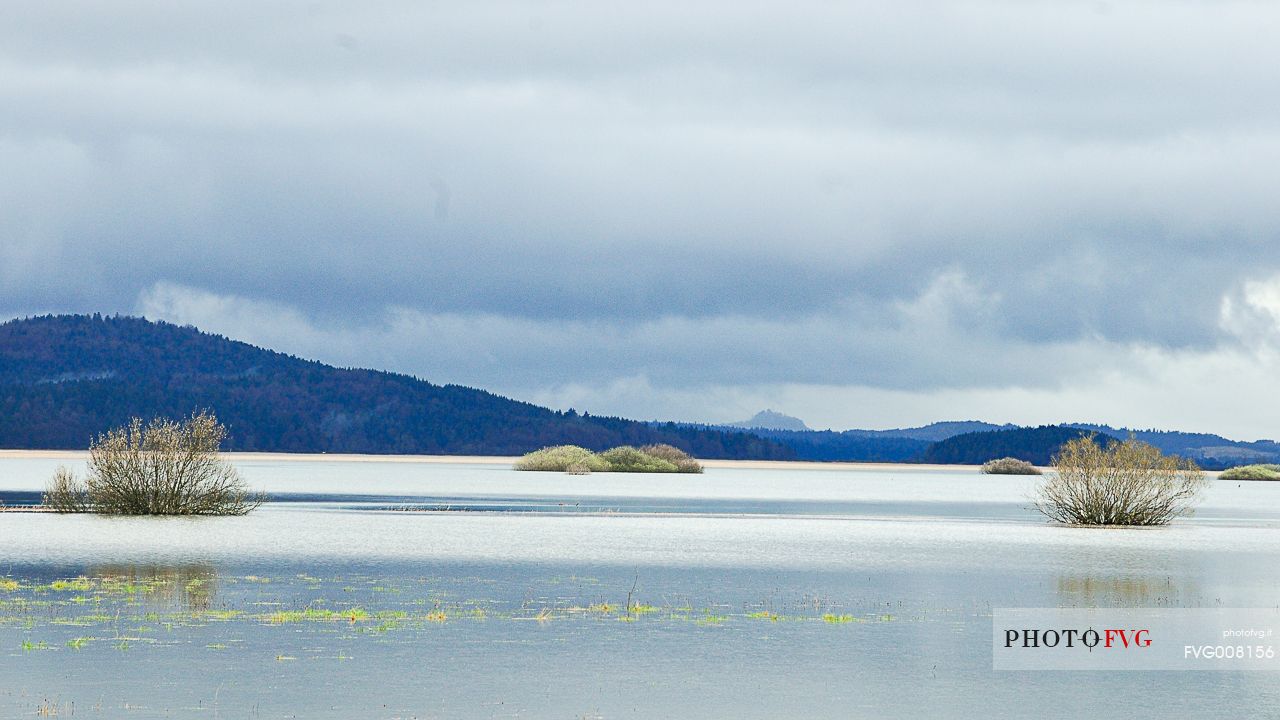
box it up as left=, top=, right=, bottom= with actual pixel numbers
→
left=4, top=1, right=1280, bottom=438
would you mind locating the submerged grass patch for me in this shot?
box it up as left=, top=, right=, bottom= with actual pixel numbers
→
left=200, top=609, right=243, bottom=621
left=1, top=570, right=894, bottom=662
left=49, top=578, right=93, bottom=592
left=264, top=606, right=370, bottom=624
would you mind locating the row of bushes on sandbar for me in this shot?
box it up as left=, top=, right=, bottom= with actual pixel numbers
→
left=514, top=444, right=703, bottom=474
left=1219, top=464, right=1280, bottom=481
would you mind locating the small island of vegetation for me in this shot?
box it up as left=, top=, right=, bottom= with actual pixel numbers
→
left=515, top=444, right=703, bottom=473
left=979, top=457, right=1042, bottom=475
left=1219, top=464, right=1280, bottom=481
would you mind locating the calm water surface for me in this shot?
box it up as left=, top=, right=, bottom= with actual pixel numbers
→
left=2, top=456, right=1278, bottom=718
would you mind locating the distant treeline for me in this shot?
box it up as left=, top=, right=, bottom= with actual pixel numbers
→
left=694, top=421, right=1275, bottom=469
left=0, top=315, right=793, bottom=459
left=706, top=427, right=931, bottom=462
left=698, top=424, right=1114, bottom=466
left=921, top=426, right=1116, bottom=466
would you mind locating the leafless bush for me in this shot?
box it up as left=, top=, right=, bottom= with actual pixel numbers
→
left=44, top=412, right=263, bottom=516
left=43, top=465, right=89, bottom=512
left=1035, top=436, right=1207, bottom=526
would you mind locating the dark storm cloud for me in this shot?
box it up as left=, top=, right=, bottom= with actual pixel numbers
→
left=5, top=1, right=1280, bottom=430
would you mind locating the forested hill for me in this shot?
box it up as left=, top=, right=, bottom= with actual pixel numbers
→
left=1066, top=423, right=1280, bottom=468
left=921, top=426, right=1118, bottom=466
left=0, top=315, right=793, bottom=459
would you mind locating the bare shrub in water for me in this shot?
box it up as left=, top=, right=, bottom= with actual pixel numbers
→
left=44, top=412, right=263, bottom=515
left=1035, top=436, right=1207, bottom=526
left=43, top=465, right=90, bottom=512
left=980, top=457, right=1041, bottom=475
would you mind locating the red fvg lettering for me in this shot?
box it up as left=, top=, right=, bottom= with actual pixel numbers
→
left=1104, top=629, right=1152, bottom=648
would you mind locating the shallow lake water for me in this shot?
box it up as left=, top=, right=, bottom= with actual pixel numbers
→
left=2, top=456, right=1279, bottom=718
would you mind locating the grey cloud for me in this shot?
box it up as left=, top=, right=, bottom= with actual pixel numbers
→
left=133, top=277, right=1137, bottom=393
left=5, top=1, right=1280, bottom=430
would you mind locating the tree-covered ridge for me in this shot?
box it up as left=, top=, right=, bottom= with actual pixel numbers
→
left=0, top=315, right=793, bottom=459
left=921, top=426, right=1119, bottom=466
left=1065, top=423, right=1280, bottom=468
left=741, top=422, right=1270, bottom=468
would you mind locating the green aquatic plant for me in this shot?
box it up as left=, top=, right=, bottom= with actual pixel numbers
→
left=49, top=578, right=93, bottom=592
left=66, top=636, right=90, bottom=649
left=265, top=606, right=370, bottom=624
left=200, top=609, right=243, bottom=621
left=822, top=614, right=857, bottom=624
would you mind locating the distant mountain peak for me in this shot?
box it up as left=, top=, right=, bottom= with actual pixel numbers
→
left=727, top=409, right=810, bottom=432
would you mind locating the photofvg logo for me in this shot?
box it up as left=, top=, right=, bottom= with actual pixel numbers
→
left=993, top=608, right=1280, bottom=671
left=1004, top=627, right=1151, bottom=651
